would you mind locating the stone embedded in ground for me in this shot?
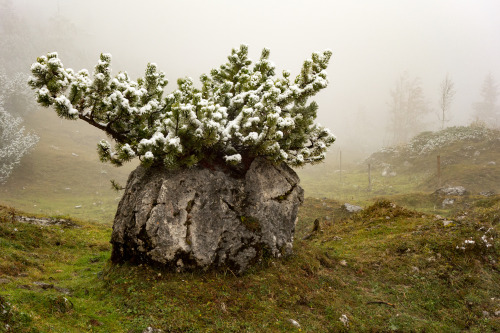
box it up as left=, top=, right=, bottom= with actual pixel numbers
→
left=442, top=220, right=454, bottom=226
left=33, top=281, right=54, bottom=289
left=111, top=157, right=304, bottom=274
left=442, top=198, right=455, bottom=208
left=435, top=186, right=467, bottom=196
left=342, top=203, right=363, bottom=213
left=15, top=216, right=78, bottom=228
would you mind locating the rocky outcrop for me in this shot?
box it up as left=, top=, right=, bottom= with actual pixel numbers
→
left=434, top=186, right=467, bottom=196
left=342, top=203, right=363, bottom=213
left=110, top=158, right=304, bottom=274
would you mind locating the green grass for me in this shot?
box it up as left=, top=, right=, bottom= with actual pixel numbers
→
left=0, top=110, right=134, bottom=223
left=1, top=112, right=500, bottom=331
left=1, top=195, right=499, bottom=332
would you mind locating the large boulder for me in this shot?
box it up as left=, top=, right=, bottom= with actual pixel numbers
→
left=110, top=157, right=304, bottom=274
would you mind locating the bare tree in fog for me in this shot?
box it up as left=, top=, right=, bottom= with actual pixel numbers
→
left=388, top=72, right=429, bottom=145
left=0, top=0, right=87, bottom=115
left=473, top=74, right=499, bottom=127
left=0, top=0, right=36, bottom=76
left=437, top=74, right=456, bottom=130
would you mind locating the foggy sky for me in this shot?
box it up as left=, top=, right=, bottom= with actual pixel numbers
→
left=11, top=0, right=500, bottom=153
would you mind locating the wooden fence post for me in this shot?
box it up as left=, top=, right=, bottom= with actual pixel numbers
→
left=437, top=155, right=441, bottom=188
left=339, top=149, right=342, bottom=185
left=368, top=163, right=372, bottom=191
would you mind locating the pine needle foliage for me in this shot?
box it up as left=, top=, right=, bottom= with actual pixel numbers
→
left=29, top=45, right=335, bottom=170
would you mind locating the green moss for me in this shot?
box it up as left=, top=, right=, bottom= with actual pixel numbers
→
left=1, top=196, right=499, bottom=332
left=239, top=215, right=261, bottom=232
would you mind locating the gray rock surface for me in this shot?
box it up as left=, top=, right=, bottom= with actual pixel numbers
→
left=442, top=198, right=455, bottom=208
left=435, top=186, right=467, bottom=196
left=111, top=157, right=304, bottom=274
left=342, top=203, right=363, bottom=213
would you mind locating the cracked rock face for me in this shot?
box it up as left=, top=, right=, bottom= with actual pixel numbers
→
left=110, top=157, right=304, bottom=274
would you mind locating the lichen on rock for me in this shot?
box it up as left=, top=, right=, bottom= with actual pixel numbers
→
left=110, top=157, right=304, bottom=274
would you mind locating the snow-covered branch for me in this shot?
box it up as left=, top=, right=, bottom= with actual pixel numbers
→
left=29, top=45, right=335, bottom=170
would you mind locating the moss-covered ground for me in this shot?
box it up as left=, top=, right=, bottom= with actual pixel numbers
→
left=1, top=194, right=499, bottom=332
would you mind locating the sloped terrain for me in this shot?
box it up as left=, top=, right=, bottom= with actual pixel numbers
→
left=366, top=125, right=500, bottom=193
left=1, top=195, right=499, bottom=332
left=0, top=110, right=135, bottom=223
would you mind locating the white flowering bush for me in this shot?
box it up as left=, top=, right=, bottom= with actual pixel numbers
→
left=29, top=45, right=335, bottom=170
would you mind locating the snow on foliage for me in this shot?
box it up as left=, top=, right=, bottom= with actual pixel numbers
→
left=374, top=125, right=498, bottom=158
left=0, top=68, right=36, bottom=116
left=0, top=105, right=39, bottom=184
left=29, top=45, right=335, bottom=170
left=0, top=69, right=39, bottom=183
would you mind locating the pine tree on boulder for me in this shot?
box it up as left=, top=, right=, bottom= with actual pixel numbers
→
left=29, top=45, right=335, bottom=273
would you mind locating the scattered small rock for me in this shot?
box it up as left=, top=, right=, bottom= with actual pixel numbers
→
left=479, top=190, right=495, bottom=197
left=342, top=203, right=363, bottom=213
left=474, top=151, right=481, bottom=157
left=339, top=314, right=349, bottom=327
left=74, top=205, right=82, bottom=209
left=0, top=278, right=10, bottom=284
left=17, top=284, right=33, bottom=290
left=482, top=311, right=490, bottom=317
left=50, top=296, right=73, bottom=313
left=435, top=186, right=467, bottom=196
left=142, top=327, right=163, bottom=333
left=288, top=319, right=301, bottom=328
left=442, top=220, right=454, bottom=227
left=381, top=164, right=397, bottom=177
left=495, top=310, right=500, bottom=317
left=34, top=281, right=54, bottom=290
left=487, top=161, right=496, bottom=165
left=14, top=216, right=78, bottom=228
left=339, top=260, right=347, bottom=267
left=54, top=286, right=71, bottom=295
left=411, top=266, right=419, bottom=273
left=71, top=153, right=79, bottom=157
left=176, top=259, right=184, bottom=268
left=442, top=198, right=454, bottom=208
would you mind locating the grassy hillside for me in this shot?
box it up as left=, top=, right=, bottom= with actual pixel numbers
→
left=0, top=110, right=135, bottom=223
left=2, top=115, right=500, bottom=331
left=1, top=195, right=499, bottom=332
left=366, top=125, right=500, bottom=193
left=298, top=125, right=500, bottom=205
left=3, top=111, right=499, bottom=224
